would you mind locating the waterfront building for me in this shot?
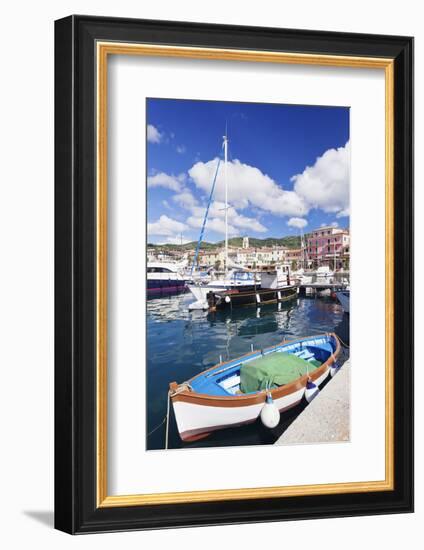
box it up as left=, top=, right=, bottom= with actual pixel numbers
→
left=286, top=248, right=303, bottom=270
left=147, top=247, right=188, bottom=264
left=235, top=246, right=287, bottom=268
left=306, top=226, right=350, bottom=269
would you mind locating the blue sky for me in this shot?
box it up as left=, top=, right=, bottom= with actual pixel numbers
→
left=147, top=98, right=350, bottom=244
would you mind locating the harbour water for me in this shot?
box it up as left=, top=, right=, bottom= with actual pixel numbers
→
left=147, top=293, right=350, bottom=451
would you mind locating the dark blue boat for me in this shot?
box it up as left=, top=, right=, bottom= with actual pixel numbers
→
left=147, top=262, right=187, bottom=296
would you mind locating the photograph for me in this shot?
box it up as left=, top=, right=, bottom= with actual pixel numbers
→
left=51, top=11, right=413, bottom=535
left=146, top=98, right=351, bottom=450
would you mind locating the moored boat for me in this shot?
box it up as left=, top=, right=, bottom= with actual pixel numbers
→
left=169, top=333, right=341, bottom=442
left=187, top=269, right=258, bottom=309
left=208, top=266, right=297, bottom=310
left=147, top=261, right=187, bottom=295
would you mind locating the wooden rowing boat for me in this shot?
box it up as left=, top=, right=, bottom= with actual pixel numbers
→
left=169, top=333, right=341, bottom=442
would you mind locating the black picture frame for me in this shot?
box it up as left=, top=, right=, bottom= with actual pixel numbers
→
left=55, top=15, right=414, bottom=534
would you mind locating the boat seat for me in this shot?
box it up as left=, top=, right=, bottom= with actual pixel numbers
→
left=190, top=377, right=233, bottom=396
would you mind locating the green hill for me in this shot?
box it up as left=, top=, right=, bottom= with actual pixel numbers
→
left=147, top=235, right=303, bottom=251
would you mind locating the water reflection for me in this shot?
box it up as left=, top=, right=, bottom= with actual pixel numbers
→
left=146, top=293, right=349, bottom=450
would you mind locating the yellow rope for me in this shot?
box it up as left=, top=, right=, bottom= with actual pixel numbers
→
left=337, top=334, right=350, bottom=349
left=165, top=391, right=171, bottom=450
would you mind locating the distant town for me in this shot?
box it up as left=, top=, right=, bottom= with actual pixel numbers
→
left=148, top=225, right=350, bottom=271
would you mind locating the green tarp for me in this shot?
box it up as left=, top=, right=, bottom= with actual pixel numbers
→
left=240, top=352, right=320, bottom=393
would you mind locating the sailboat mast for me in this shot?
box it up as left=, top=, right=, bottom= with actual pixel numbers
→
left=223, top=133, right=228, bottom=275
left=300, top=228, right=304, bottom=269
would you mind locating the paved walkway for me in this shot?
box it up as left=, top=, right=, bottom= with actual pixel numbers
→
left=275, top=359, right=350, bottom=445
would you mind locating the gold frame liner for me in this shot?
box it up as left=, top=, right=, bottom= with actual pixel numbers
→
left=96, top=42, right=394, bottom=507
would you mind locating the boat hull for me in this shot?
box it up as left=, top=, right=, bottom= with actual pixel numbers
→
left=172, top=385, right=304, bottom=442
left=212, top=285, right=298, bottom=309
left=187, top=283, right=258, bottom=304
left=147, top=279, right=187, bottom=295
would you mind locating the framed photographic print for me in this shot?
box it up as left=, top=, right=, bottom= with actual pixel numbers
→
left=54, top=15, right=414, bottom=533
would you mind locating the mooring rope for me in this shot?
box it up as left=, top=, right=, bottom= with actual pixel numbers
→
left=336, top=334, right=350, bottom=349
left=147, top=383, right=193, bottom=448
left=165, top=390, right=171, bottom=450
left=147, top=413, right=167, bottom=437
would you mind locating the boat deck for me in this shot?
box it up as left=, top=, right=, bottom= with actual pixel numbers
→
left=189, top=339, right=334, bottom=397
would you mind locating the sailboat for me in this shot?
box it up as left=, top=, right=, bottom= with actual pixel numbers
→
left=187, top=134, right=297, bottom=310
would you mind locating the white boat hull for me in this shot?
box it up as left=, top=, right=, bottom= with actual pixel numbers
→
left=187, top=281, right=256, bottom=304
left=172, top=369, right=330, bottom=441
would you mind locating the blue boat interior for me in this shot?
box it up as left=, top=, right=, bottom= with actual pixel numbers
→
left=189, top=335, right=337, bottom=397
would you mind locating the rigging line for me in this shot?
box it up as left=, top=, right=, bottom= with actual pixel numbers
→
left=190, top=155, right=222, bottom=276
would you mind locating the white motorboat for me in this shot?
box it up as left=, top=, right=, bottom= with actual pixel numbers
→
left=188, top=270, right=257, bottom=309
left=147, top=261, right=187, bottom=295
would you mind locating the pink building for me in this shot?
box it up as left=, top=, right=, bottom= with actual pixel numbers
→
left=306, top=226, right=350, bottom=269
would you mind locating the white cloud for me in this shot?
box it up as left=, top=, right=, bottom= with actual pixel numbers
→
left=147, top=124, right=162, bottom=144
left=188, top=200, right=267, bottom=233
left=336, top=208, right=350, bottom=218
left=172, top=189, right=198, bottom=209
left=187, top=216, right=239, bottom=236
left=153, top=143, right=349, bottom=241
left=158, top=236, right=192, bottom=245
left=292, top=141, right=350, bottom=216
left=320, top=221, right=339, bottom=228
left=189, top=158, right=308, bottom=217
left=231, top=215, right=267, bottom=233
left=287, top=217, right=308, bottom=229
left=176, top=145, right=186, bottom=154
left=148, top=215, right=187, bottom=236
left=147, top=172, right=184, bottom=192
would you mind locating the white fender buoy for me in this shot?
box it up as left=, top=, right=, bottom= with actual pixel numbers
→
left=225, top=295, right=231, bottom=303
left=277, top=291, right=282, bottom=300
left=305, top=379, right=319, bottom=403
left=260, top=392, right=280, bottom=428
left=330, top=361, right=340, bottom=377
left=256, top=293, right=261, bottom=303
